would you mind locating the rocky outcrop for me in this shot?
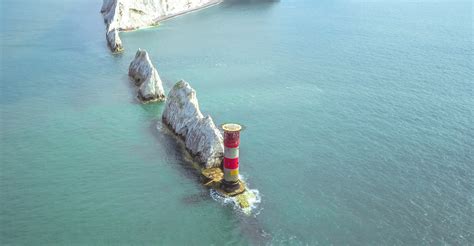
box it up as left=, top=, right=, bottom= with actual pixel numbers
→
left=101, top=0, right=123, bottom=53
left=128, top=49, right=166, bottom=102
left=162, top=80, right=224, bottom=168
left=106, top=29, right=123, bottom=53
left=101, top=0, right=221, bottom=52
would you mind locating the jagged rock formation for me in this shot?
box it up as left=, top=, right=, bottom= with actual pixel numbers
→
left=128, top=49, right=166, bottom=102
left=106, top=29, right=123, bottom=53
left=100, top=0, right=221, bottom=52
left=162, top=80, right=224, bottom=168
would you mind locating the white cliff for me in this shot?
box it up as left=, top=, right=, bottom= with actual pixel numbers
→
left=162, top=80, right=224, bottom=168
left=101, top=0, right=221, bottom=52
left=128, top=49, right=166, bottom=102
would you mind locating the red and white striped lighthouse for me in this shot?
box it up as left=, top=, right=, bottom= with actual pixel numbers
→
left=222, top=123, right=242, bottom=192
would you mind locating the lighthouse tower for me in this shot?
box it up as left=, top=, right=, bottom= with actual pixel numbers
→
left=221, top=123, right=242, bottom=192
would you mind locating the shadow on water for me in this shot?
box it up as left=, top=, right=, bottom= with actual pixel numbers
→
left=181, top=190, right=212, bottom=205
left=149, top=119, right=202, bottom=182
left=148, top=118, right=272, bottom=245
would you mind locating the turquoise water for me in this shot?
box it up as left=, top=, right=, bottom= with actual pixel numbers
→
left=1, top=0, right=473, bottom=244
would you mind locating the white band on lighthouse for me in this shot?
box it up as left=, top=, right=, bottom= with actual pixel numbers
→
left=224, top=147, right=239, bottom=159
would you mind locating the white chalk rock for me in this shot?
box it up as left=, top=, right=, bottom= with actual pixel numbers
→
left=163, top=80, right=224, bottom=168
left=128, top=49, right=165, bottom=102
left=102, top=0, right=220, bottom=30
left=100, top=0, right=220, bottom=52
left=106, top=29, right=123, bottom=53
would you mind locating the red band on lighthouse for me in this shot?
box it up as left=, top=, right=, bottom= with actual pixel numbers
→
left=224, top=157, right=239, bottom=169
left=224, top=131, right=240, bottom=148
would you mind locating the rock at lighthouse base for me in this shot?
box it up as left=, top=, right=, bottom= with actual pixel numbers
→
left=162, top=80, right=224, bottom=168
left=161, top=81, right=259, bottom=214
left=128, top=49, right=166, bottom=103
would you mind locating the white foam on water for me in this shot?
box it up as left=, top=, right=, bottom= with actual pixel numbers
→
left=243, top=189, right=262, bottom=215
left=210, top=188, right=262, bottom=216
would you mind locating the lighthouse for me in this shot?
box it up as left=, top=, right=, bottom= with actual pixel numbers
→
left=221, top=123, right=242, bottom=192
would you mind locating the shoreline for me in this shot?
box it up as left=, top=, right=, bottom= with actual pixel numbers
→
left=117, top=0, right=223, bottom=33
left=155, top=0, right=223, bottom=24
left=104, top=0, right=223, bottom=52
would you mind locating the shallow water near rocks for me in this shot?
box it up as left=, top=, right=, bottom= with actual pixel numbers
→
left=1, top=0, right=473, bottom=244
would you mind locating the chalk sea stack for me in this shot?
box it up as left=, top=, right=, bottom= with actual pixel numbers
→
left=106, top=29, right=123, bottom=53
left=101, top=0, right=124, bottom=53
left=100, top=0, right=221, bottom=52
left=128, top=49, right=166, bottom=103
left=162, top=80, right=224, bottom=168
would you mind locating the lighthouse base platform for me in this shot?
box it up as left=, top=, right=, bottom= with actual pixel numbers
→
left=200, top=168, right=250, bottom=208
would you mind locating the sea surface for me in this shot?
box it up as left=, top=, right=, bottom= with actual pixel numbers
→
left=1, top=0, right=473, bottom=245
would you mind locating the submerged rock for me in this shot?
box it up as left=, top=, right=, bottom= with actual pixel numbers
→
left=100, top=0, right=221, bottom=52
left=128, top=49, right=166, bottom=102
left=162, top=80, right=224, bottom=168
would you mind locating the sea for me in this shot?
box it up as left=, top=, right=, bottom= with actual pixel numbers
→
left=1, top=0, right=472, bottom=245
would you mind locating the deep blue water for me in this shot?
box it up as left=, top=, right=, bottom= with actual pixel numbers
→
left=1, top=0, right=473, bottom=244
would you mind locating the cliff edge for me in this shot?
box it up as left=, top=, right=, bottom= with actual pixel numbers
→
left=101, top=0, right=221, bottom=52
